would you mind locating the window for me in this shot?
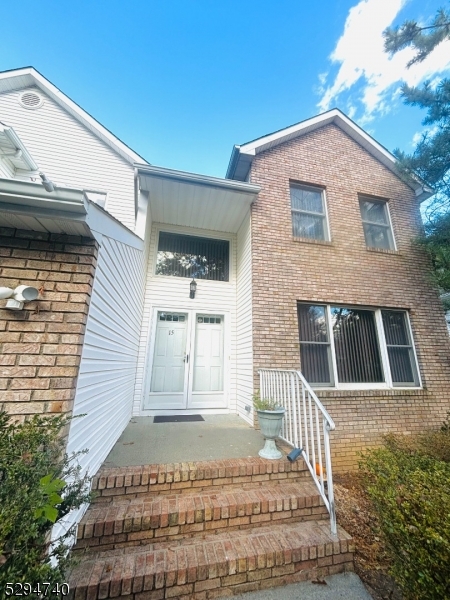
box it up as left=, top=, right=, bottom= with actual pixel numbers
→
left=298, top=303, right=420, bottom=388
left=359, top=196, right=395, bottom=250
left=290, top=184, right=329, bottom=241
left=156, top=232, right=229, bottom=281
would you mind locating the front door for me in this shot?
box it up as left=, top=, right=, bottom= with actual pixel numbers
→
left=145, top=311, right=226, bottom=410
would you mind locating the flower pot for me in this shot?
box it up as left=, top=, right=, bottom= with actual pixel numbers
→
left=256, top=408, right=285, bottom=460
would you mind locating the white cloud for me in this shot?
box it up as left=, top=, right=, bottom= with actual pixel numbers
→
left=318, top=0, right=450, bottom=119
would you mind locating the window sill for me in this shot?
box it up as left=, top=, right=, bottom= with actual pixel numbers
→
left=292, top=237, right=333, bottom=247
left=366, top=246, right=400, bottom=256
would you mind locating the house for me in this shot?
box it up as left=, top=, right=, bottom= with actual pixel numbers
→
left=1, top=67, right=450, bottom=548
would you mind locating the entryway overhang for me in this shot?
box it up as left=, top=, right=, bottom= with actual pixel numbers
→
left=136, top=164, right=260, bottom=233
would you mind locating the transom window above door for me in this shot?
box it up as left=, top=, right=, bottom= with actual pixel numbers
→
left=359, top=196, right=395, bottom=250
left=290, top=183, right=329, bottom=241
left=297, top=303, right=420, bottom=388
left=156, top=232, right=230, bottom=281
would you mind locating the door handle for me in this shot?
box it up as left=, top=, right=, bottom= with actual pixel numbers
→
left=184, top=354, right=189, bottom=363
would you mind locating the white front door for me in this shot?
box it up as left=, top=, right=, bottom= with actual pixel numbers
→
left=145, top=311, right=226, bottom=410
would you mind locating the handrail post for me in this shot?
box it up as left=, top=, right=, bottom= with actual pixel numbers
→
left=323, top=419, right=337, bottom=535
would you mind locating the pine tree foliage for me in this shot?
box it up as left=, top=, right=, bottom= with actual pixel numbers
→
left=383, top=6, right=450, bottom=295
left=384, top=7, right=450, bottom=66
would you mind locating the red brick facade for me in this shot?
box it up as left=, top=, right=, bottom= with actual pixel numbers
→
left=249, top=123, right=450, bottom=470
left=0, top=228, right=98, bottom=421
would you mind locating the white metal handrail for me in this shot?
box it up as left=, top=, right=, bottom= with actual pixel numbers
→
left=259, top=368, right=337, bottom=534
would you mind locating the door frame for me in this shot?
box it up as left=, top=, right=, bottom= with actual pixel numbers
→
left=141, top=306, right=231, bottom=415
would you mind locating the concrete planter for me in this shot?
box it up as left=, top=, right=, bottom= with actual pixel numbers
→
left=256, top=408, right=285, bottom=459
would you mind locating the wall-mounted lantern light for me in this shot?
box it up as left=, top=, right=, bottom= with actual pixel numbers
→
left=189, top=278, right=197, bottom=299
left=0, top=285, right=39, bottom=310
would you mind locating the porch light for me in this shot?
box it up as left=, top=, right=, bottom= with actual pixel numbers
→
left=190, top=278, right=197, bottom=299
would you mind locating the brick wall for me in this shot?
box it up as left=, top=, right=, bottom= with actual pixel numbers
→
left=0, top=228, right=98, bottom=421
left=249, top=124, right=450, bottom=470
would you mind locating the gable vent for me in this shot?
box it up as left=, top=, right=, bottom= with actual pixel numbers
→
left=19, top=91, right=44, bottom=110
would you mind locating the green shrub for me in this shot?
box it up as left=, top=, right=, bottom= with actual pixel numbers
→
left=0, top=411, right=91, bottom=592
left=361, top=438, right=450, bottom=600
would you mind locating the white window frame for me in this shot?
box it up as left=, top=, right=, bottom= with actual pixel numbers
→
left=290, top=183, right=331, bottom=242
left=299, top=304, right=421, bottom=390
left=359, top=195, right=397, bottom=251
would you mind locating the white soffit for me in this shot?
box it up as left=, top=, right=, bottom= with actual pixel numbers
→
left=0, top=67, right=147, bottom=166
left=138, top=165, right=260, bottom=233
left=227, top=109, right=433, bottom=201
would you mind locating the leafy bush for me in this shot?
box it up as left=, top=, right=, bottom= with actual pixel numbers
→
left=0, top=411, right=91, bottom=591
left=361, top=435, right=450, bottom=600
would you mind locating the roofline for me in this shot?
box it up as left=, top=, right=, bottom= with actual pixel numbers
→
left=136, top=163, right=260, bottom=195
left=226, top=108, right=433, bottom=202
left=0, top=67, right=148, bottom=166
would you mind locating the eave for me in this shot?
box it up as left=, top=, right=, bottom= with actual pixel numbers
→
left=137, top=164, right=260, bottom=233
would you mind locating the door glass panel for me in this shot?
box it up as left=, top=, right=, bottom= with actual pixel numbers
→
left=193, top=314, right=224, bottom=392
left=150, top=312, right=187, bottom=393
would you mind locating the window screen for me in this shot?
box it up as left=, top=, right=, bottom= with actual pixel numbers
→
left=359, top=197, right=394, bottom=250
left=290, top=184, right=328, bottom=241
left=298, top=304, right=334, bottom=385
left=156, top=232, right=229, bottom=281
left=382, top=310, right=419, bottom=386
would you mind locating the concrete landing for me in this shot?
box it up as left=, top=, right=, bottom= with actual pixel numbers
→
left=103, top=414, right=267, bottom=467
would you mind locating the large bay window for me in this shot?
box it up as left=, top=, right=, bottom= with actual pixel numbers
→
left=298, top=303, right=420, bottom=388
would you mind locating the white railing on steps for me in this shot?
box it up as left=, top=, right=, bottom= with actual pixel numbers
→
left=259, top=369, right=337, bottom=535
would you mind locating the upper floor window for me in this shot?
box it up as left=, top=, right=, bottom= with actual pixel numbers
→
left=359, top=196, right=395, bottom=250
left=290, top=183, right=329, bottom=241
left=156, top=232, right=229, bottom=281
left=298, top=303, right=420, bottom=388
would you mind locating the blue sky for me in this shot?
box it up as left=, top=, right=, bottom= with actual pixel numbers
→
left=2, top=0, right=449, bottom=177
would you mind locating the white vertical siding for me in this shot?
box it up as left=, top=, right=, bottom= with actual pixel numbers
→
left=236, top=210, right=254, bottom=424
left=0, top=87, right=136, bottom=229
left=133, top=223, right=237, bottom=415
left=67, top=235, right=145, bottom=475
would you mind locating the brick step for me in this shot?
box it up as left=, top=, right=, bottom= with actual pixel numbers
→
left=92, top=457, right=309, bottom=503
left=68, top=520, right=354, bottom=599
left=75, top=481, right=327, bottom=552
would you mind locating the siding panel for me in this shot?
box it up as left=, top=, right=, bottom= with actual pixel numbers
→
left=236, top=211, right=254, bottom=424
left=67, top=236, right=145, bottom=475
left=0, top=87, right=136, bottom=229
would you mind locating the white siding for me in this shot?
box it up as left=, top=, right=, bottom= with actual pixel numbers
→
left=0, top=87, right=136, bottom=229
left=133, top=223, right=237, bottom=415
left=236, top=211, right=254, bottom=424
left=67, top=235, right=145, bottom=476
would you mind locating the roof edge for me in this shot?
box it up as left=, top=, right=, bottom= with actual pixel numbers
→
left=137, top=163, right=260, bottom=195
left=0, top=67, right=149, bottom=167
left=226, top=108, right=433, bottom=200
